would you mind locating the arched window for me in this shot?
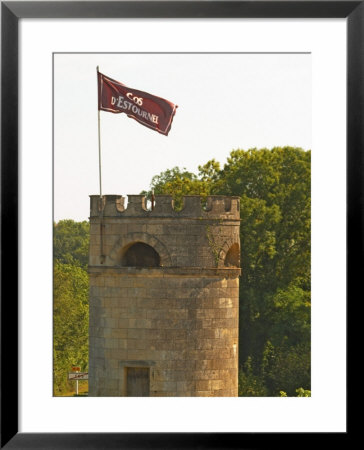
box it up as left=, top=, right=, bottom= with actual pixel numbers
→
left=122, top=242, right=160, bottom=267
left=224, top=243, right=240, bottom=267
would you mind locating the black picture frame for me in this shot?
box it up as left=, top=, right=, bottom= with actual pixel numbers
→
left=1, top=1, right=356, bottom=448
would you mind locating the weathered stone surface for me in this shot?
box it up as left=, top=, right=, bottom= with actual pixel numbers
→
left=89, top=194, right=240, bottom=397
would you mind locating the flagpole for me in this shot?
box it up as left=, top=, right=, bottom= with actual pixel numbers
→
left=97, top=66, right=105, bottom=264
left=97, top=66, right=102, bottom=198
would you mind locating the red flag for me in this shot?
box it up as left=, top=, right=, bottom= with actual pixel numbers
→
left=98, top=71, right=178, bottom=136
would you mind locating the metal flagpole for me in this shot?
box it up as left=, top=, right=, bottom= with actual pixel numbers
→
left=97, top=66, right=105, bottom=264
left=97, top=66, right=102, bottom=199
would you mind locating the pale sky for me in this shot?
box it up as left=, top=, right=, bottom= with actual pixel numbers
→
left=54, top=53, right=311, bottom=222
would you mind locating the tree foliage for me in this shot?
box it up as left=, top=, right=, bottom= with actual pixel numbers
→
left=144, top=147, right=311, bottom=396
left=142, top=161, right=220, bottom=210
left=53, top=220, right=89, bottom=395
left=54, top=220, right=90, bottom=269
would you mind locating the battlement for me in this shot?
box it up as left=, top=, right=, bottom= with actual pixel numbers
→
left=90, top=194, right=240, bottom=220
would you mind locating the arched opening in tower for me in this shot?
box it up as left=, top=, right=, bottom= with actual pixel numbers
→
left=224, top=243, right=240, bottom=267
left=122, top=242, right=161, bottom=267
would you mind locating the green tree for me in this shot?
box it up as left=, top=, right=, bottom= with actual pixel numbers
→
left=280, top=387, right=311, bottom=397
left=262, top=340, right=311, bottom=396
left=296, top=387, right=311, bottom=397
left=238, top=356, right=268, bottom=397
left=54, top=220, right=90, bottom=269
left=141, top=162, right=220, bottom=210
left=214, top=147, right=311, bottom=392
left=53, top=262, right=89, bottom=395
left=53, top=220, right=90, bottom=395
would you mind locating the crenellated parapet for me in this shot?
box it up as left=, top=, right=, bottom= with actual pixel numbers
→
left=90, top=194, right=240, bottom=220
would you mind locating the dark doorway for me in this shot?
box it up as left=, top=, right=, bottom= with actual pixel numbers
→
left=126, top=367, right=150, bottom=396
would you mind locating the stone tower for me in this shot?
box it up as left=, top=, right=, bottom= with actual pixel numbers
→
left=88, top=194, right=241, bottom=396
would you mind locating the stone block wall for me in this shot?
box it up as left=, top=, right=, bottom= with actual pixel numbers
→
left=88, top=194, right=241, bottom=396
